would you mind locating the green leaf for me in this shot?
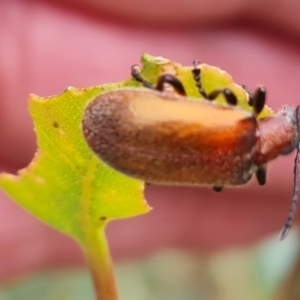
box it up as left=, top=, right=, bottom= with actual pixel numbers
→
left=0, top=85, right=150, bottom=242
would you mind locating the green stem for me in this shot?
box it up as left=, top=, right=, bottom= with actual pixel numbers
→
left=81, top=156, right=118, bottom=299
left=85, top=229, right=118, bottom=300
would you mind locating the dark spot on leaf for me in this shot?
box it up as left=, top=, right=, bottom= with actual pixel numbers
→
left=52, top=121, right=59, bottom=128
left=99, top=216, right=107, bottom=221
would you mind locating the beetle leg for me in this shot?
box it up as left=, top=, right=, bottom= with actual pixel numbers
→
left=255, top=166, right=267, bottom=185
left=156, top=74, right=186, bottom=96
left=241, top=84, right=254, bottom=102
left=131, top=65, right=156, bottom=90
left=192, top=60, right=209, bottom=98
left=192, top=61, right=237, bottom=106
left=213, top=186, right=223, bottom=192
left=131, top=65, right=186, bottom=96
left=206, top=89, right=237, bottom=105
left=249, top=87, right=266, bottom=115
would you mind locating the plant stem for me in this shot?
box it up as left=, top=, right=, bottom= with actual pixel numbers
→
left=85, top=229, right=118, bottom=300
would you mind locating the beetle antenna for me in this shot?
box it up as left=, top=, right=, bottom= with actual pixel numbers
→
left=279, top=106, right=300, bottom=240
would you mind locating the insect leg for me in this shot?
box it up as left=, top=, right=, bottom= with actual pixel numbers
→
left=156, top=74, right=186, bottom=96
left=131, top=65, right=156, bottom=90
left=255, top=166, right=267, bottom=185
left=213, top=186, right=223, bottom=192
left=192, top=61, right=237, bottom=106
left=249, top=87, right=266, bottom=115
left=206, top=89, right=237, bottom=105
left=241, top=85, right=266, bottom=115
left=131, top=65, right=186, bottom=95
left=241, top=84, right=254, bottom=101
left=192, top=60, right=208, bottom=98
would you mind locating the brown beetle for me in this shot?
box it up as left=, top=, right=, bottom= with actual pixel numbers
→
left=82, top=62, right=300, bottom=239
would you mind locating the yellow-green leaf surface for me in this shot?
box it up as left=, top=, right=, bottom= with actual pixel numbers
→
left=0, top=83, right=152, bottom=243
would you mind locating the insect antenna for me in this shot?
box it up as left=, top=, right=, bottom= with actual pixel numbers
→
left=279, top=106, right=300, bottom=240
